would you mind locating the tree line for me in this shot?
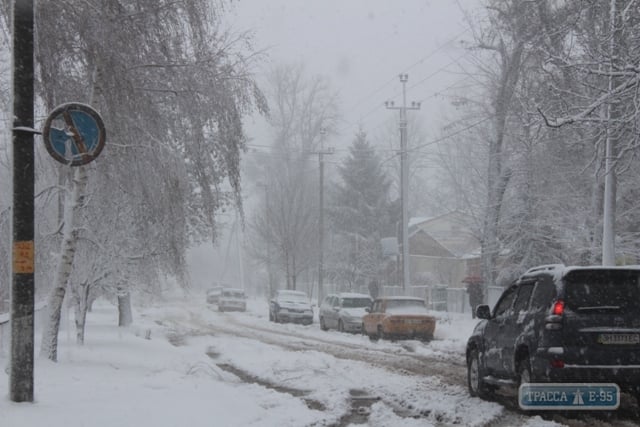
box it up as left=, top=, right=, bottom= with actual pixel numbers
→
left=247, top=0, right=640, bottom=298
left=1, top=0, right=638, bottom=359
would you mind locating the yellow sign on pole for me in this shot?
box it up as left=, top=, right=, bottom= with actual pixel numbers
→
left=13, top=241, right=34, bottom=274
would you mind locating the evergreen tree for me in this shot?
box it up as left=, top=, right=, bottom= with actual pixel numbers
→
left=327, top=130, right=398, bottom=290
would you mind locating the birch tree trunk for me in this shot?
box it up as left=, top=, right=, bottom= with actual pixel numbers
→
left=40, top=165, right=88, bottom=361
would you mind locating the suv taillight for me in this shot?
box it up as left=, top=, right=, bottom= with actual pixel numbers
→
left=552, top=300, right=564, bottom=315
left=545, top=300, right=564, bottom=330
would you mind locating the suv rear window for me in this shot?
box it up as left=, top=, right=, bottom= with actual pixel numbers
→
left=563, top=270, right=640, bottom=312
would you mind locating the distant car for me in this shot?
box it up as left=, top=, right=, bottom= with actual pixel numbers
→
left=218, top=288, right=247, bottom=312
left=319, top=292, right=372, bottom=333
left=206, top=286, right=224, bottom=304
left=269, top=290, right=313, bottom=325
left=466, top=264, right=640, bottom=403
left=362, top=296, right=436, bottom=341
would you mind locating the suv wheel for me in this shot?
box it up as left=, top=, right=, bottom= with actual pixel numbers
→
left=468, top=348, right=490, bottom=399
left=320, top=317, right=328, bottom=331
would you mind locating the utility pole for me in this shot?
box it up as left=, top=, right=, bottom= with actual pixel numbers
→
left=258, top=183, right=274, bottom=297
left=385, top=74, right=420, bottom=292
left=313, top=129, right=334, bottom=306
left=602, top=0, right=618, bottom=266
left=11, top=0, right=35, bottom=403
left=235, top=210, right=245, bottom=291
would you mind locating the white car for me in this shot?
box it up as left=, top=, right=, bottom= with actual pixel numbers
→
left=206, top=286, right=224, bottom=304
left=218, top=288, right=247, bottom=312
left=319, top=292, right=372, bottom=333
left=269, top=290, right=313, bottom=325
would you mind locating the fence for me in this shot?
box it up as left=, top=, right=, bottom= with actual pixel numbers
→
left=377, top=284, right=504, bottom=315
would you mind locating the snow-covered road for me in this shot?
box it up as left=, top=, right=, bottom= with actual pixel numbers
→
left=154, top=297, right=519, bottom=426
left=3, top=295, right=638, bottom=427
left=156, top=296, right=640, bottom=427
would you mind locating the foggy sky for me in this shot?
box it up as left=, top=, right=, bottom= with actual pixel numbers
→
left=228, top=0, right=478, bottom=138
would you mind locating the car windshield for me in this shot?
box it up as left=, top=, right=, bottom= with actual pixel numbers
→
left=341, top=298, right=371, bottom=308
left=223, top=291, right=244, bottom=298
left=385, top=299, right=428, bottom=314
left=278, top=292, right=308, bottom=303
left=563, top=270, right=640, bottom=312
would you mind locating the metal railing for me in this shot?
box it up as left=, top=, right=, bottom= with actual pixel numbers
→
left=377, top=284, right=504, bottom=315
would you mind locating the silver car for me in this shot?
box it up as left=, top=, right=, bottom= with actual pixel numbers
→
left=218, top=288, right=247, bottom=312
left=319, top=292, right=372, bottom=333
left=269, top=290, right=313, bottom=325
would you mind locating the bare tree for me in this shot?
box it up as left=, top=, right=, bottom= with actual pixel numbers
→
left=249, top=63, right=339, bottom=292
left=537, top=0, right=640, bottom=265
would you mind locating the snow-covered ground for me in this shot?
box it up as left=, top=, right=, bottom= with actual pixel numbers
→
left=1, top=294, right=564, bottom=427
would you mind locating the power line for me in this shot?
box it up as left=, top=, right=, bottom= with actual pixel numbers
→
left=346, top=27, right=470, bottom=115
left=246, top=111, right=490, bottom=161
left=346, top=75, right=474, bottom=137
left=408, top=115, right=493, bottom=154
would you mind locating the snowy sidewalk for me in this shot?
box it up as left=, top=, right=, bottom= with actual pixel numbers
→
left=0, top=300, right=324, bottom=427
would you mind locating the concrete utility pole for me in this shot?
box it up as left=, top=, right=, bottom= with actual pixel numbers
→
left=258, top=183, right=274, bottom=297
left=385, top=74, right=420, bottom=292
left=602, top=0, right=618, bottom=266
left=11, top=0, right=35, bottom=403
left=314, top=129, right=334, bottom=306
left=235, top=210, right=246, bottom=291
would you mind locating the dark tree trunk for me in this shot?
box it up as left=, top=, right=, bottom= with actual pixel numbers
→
left=118, top=290, right=133, bottom=327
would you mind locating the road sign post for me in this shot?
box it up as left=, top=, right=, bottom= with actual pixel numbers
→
left=10, top=40, right=106, bottom=403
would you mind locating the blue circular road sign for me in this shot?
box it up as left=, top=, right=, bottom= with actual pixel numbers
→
left=42, top=103, right=106, bottom=166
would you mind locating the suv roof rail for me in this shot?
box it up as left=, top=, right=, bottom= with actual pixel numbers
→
left=522, top=264, right=565, bottom=276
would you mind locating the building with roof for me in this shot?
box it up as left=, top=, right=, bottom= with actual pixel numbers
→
left=407, top=210, right=482, bottom=288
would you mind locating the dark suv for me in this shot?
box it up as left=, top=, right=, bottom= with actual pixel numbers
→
left=466, top=264, right=640, bottom=402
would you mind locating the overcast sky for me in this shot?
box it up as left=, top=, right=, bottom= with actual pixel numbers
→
left=227, top=0, right=480, bottom=141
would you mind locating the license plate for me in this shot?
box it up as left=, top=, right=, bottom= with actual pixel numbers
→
left=598, top=333, right=640, bottom=345
left=406, top=319, right=423, bottom=325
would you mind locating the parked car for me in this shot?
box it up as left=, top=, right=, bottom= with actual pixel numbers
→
left=362, top=296, right=436, bottom=341
left=218, top=288, right=247, bottom=312
left=319, top=292, right=372, bottom=333
left=466, top=264, right=640, bottom=403
left=206, top=286, right=224, bottom=304
left=269, top=290, right=313, bottom=325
